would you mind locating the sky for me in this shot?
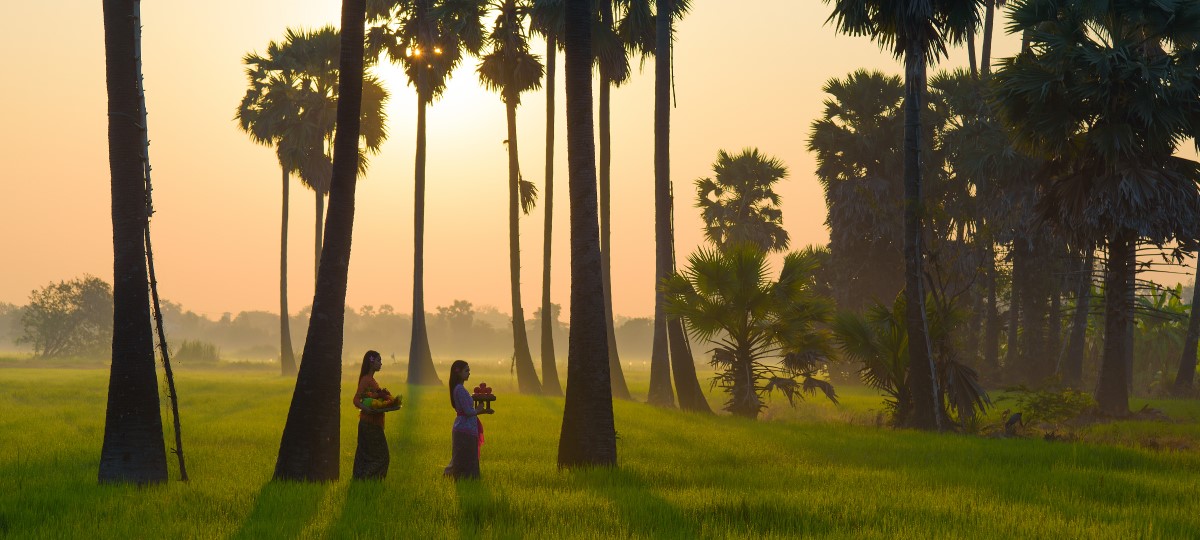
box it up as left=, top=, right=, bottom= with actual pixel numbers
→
left=1, top=1, right=1040, bottom=320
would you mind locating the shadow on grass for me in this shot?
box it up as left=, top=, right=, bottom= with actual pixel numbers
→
left=575, top=467, right=697, bottom=539
left=454, top=476, right=495, bottom=539
left=231, top=480, right=330, bottom=540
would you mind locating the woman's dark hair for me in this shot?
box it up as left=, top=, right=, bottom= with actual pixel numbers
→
left=359, top=350, right=381, bottom=380
left=448, top=360, right=469, bottom=407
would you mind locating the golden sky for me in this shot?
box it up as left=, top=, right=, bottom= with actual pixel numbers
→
left=1, top=1, right=1036, bottom=319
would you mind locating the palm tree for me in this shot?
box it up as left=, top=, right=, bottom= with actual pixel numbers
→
left=558, top=0, right=616, bottom=468
left=992, top=0, right=1200, bottom=415
left=663, top=245, right=839, bottom=419
left=695, top=148, right=791, bottom=254
left=478, top=0, right=545, bottom=394
left=596, top=0, right=634, bottom=401
left=98, top=0, right=168, bottom=484
left=531, top=0, right=565, bottom=396
left=367, top=0, right=486, bottom=386
left=239, top=28, right=388, bottom=379
left=824, top=0, right=979, bottom=431
left=274, top=0, right=370, bottom=481
left=808, top=71, right=906, bottom=312
left=646, top=0, right=710, bottom=413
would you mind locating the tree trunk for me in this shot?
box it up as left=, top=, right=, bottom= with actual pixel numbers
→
left=967, top=28, right=978, bottom=79
left=558, top=0, right=616, bottom=468
left=647, top=0, right=677, bottom=408
left=407, top=46, right=440, bottom=386
left=1062, top=250, right=1093, bottom=388
left=1045, top=274, right=1063, bottom=381
left=506, top=100, right=542, bottom=394
left=901, top=44, right=942, bottom=431
left=1174, top=263, right=1200, bottom=395
left=980, top=0, right=996, bottom=76
left=1005, top=243, right=1022, bottom=383
left=1097, top=230, right=1134, bottom=416
left=281, top=168, right=297, bottom=376
left=315, top=190, right=324, bottom=282
left=984, top=243, right=1000, bottom=374
left=669, top=316, right=711, bottom=413
left=599, top=0, right=632, bottom=401
left=273, top=0, right=366, bottom=481
left=99, top=0, right=168, bottom=484
left=541, top=37, right=563, bottom=396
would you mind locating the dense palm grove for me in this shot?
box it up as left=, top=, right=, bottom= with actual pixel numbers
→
left=94, top=0, right=1200, bottom=484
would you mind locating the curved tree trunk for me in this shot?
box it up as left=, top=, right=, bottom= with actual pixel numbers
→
left=407, top=52, right=440, bottom=386
left=281, top=168, right=297, bottom=376
left=274, top=0, right=366, bottom=481
left=506, top=101, right=542, bottom=394
left=647, top=0, right=676, bottom=408
left=99, top=0, right=168, bottom=484
left=541, top=37, right=563, bottom=396
left=1097, top=230, right=1134, bottom=416
left=901, top=44, right=942, bottom=431
left=967, top=29, right=978, bottom=79
left=599, top=0, right=632, bottom=402
left=558, top=0, right=616, bottom=468
left=1062, top=249, right=1093, bottom=388
left=1174, top=263, right=1200, bottom=395
left=980, top=0, right=997, bottom=76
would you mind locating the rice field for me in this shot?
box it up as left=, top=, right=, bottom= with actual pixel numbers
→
left=0, top=364, right=1197, bottom=539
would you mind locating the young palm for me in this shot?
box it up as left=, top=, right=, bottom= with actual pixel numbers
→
left=367, top=0, right=486, bottom=385
left=663, top=245, right=838, bottom=419
left=479, top=0, right=545, bottom=394
left=274, top=0, right=371, bottom=481
left=992, top=0, right=1200, bottom=415
left=823, top=0, right=980, bottom=431
left=531, top=0, right=565, bottom=396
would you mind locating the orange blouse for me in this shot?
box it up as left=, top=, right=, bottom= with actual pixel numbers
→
left=353, top=375, right=386, bottom=427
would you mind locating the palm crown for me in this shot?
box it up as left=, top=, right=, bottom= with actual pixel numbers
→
left=695, top=148, right=791, bottom=253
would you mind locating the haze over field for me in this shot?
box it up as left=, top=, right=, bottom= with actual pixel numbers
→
left=0, top=1, right=1030, bottom=319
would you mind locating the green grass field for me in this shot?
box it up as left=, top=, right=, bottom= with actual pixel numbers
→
left=1, top=364, right=1198, bottom=539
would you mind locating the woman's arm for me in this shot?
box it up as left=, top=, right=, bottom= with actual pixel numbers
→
left=353, top=376, right=379, bottom=410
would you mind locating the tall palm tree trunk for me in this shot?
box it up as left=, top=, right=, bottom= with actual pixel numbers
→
left=507, top=100, right=542, bottom=394
left=559, top=0, right=616, bottom=468
left=1005, top=242, right=1023, bottom=382
left=1174, top=263, right=1200, bottom=395
left=281, top=168, right=297, bottom=376
left=408, top=64, right=440, bottom=386
left=647, top=0, right=677, bottom=408
left=901, top=44, right=941, bottom=431
left=99, top=0, right=168, bottom=484
left=315, top=192, right=324, bottom=281
left=1062, top=249, right=1093, bottom=388
left=274, top=0, right=366, bottom=481
left=1097, top=230, right=1135, bottom=416
left=980, top=0, right=996, bottom=76
left=541, top=37, right=563, bottom=396
left=967, top=29, right=978, bottom=79
left=984, top=243, right=1000, bottom=374
left=599, top=0, right=632, bottom=401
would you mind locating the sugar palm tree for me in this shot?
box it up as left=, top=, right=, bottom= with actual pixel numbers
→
left=808, top=70, right=905, bottom=312
left=992, top=0, right=1200, bottom=415
left=274, top=0, right=370, bottom=481
left=595, top=0, right=634, bottom=401
left=558, top=0, right=616, bottom=468
left=695, top=148, right=791, bottom=254
left=99, top=0, right=168, bottom=484
left=531, top=0, right=565, bottom=396
left=645, top=0, right=710, bottom=413
left=824, top=0, right=980, bottom=431
left=478, top=0, right=545, bottom=394
left=663, top=245, right=839, bottom=419
left=367, top=0, right=486, bottom=385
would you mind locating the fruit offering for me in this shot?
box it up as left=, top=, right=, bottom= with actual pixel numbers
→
left=471, top=382, right=496, bottom=412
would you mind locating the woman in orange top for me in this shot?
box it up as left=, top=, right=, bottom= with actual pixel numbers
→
left=352, top=350, right=389, bottom=479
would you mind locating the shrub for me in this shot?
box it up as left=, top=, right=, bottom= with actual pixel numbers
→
left=174, top=339, right=221, bottom=364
